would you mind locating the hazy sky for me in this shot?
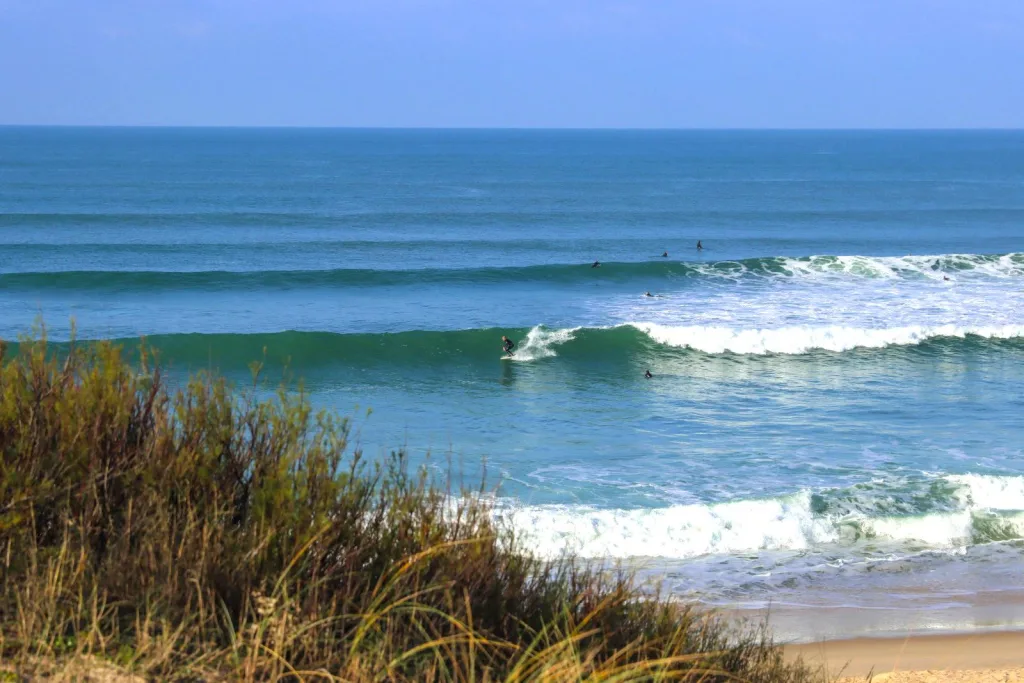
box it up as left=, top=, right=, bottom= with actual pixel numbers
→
left=1, top=0, right=1022, bottom=128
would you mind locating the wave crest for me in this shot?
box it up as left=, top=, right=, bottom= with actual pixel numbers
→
left=497, top=475, right=1024, bottom=560
left=630, top=323, right=1024, bottom=355
left=16, top=322, right=1024, bottom=371
left=2, top=252, right=1021, bottom=291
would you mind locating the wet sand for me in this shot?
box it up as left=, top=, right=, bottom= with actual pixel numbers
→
left=785, top=630, right=1024, bottom=680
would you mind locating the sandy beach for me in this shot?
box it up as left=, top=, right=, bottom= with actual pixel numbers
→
left=786, top=630, right=1024, bottom=681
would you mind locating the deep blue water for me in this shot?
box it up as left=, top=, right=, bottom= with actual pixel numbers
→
left=3, top=128, right=1024, bottom=635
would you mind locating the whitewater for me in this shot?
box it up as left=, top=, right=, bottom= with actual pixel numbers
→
left=4, top=128, right=1024, bottom=639
left=498, top=474, right=1024, bottom=560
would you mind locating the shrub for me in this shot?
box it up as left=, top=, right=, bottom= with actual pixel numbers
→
left=0, top=333, right=818, bottom=681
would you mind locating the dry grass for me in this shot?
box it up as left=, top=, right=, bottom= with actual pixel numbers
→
left=0, top=330, right=821, bottom=682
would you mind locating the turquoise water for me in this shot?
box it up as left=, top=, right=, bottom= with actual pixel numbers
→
left=3, top=128, right=1024, bottom=634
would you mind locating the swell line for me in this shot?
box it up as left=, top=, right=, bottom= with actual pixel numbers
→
left=1, top=253, right=1021, bottom=292
left=8, top=324, right=1024, bottom=370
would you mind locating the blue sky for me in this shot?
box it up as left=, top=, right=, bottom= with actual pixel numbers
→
left=1, top=0, right=1022, bottom=127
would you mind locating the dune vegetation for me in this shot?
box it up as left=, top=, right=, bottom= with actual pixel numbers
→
left=0, top=332, right=820, bottom=681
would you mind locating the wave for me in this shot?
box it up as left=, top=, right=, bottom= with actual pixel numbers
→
left=4, top=208, right=1023, bottom=228
left=631, top=323, right=1024, bottom=355
left=496, top=474, right=1024, bottom=560
left=2, top=327, right=604, bottom=371
left=13, top=323, right=1024, bottom=369
left=2, top=253, right=1021, bottom=292
left=0, top=239, right=589, bottom=252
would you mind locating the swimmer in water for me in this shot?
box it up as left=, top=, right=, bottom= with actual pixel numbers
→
left=644, top=369, right=653, bottom=379
left=591, top=260, right=601, bottom=268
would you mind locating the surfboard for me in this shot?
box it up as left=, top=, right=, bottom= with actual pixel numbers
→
left=500, top=355, right=516, bottom=360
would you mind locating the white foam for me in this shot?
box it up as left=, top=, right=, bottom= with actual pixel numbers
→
left=508, top=326, right=578, bottom=361
left=946, top=474, right=1024, bottom=511
left=721, top=253, right=1024, bottom=282
left=497, top=475, right=1024, bottom=560
left=496, top=492, right=836, bottom=559
left=629, top=323, right=1024, bottom=355
left=595, top=251, right=1024, bottom=358
left=862, top=512, right=974, bottom=546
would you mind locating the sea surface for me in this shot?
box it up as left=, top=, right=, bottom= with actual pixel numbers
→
left=3, top=128, right=1023, bottom=639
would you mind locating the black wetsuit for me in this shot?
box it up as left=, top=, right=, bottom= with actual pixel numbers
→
left=503, top=340, right=516, bottom=356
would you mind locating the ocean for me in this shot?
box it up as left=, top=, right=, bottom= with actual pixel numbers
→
left=3, top=127, right=1023, bottom=640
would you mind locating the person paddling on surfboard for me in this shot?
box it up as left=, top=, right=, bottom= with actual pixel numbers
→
left=501, top=335, right=516, bottom=357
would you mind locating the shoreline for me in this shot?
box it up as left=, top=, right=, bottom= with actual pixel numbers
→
left=719, top=588, right=1024, bottom=644
left=785, top=630, right=1024, bottom=679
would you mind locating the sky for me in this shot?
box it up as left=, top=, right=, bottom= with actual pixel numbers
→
left=0, top=0, right=1022, bottom=128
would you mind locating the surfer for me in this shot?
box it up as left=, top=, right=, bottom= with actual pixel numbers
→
left=591, top=260, right=601, bottom=268
left=696, top=240, right=703, bottom=251
left=662, top=251, right=668, bottom=258
left=644, top=291, right=654, bottom=297
left=943, top=275, right=951, bottom=281
left=644, top=369, right=653, bottom=379
left=501, top=335, right=516, bottom=357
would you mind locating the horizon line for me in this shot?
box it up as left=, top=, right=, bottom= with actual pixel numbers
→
left=1, top=124, right=1023, bottom=132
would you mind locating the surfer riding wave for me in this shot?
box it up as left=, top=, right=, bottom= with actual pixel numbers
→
left=501, top=335, right=516, bottom=357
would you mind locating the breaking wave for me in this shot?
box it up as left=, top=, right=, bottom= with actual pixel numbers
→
left=1, top=252, right=1021, bottom=291
left=496, top=474, right=1024, bottom=560
left=629, top=322, right=1024, bottom=355
left=14, top=322, right=1024, bottom=371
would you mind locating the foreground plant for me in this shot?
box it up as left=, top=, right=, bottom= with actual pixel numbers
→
left=0, top=333, right=818, bottom=681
